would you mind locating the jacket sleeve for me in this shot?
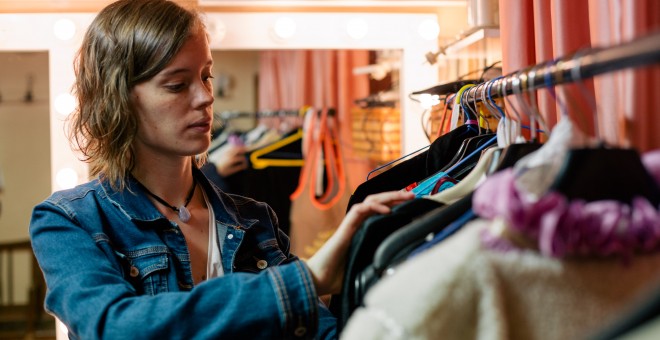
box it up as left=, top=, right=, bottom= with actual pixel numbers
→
left=30, top=200, right=336, bottom=340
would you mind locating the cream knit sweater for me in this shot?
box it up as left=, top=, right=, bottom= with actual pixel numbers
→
left=341, top=219, right=660, bottom=340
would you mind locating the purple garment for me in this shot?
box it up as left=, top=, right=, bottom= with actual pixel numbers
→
left=642, top=150, right=660, bottom=185
left=474, top=150, right=660, bottom=259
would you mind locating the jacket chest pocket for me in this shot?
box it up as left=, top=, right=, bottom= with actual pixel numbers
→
left=119, top=248, right=171, bottom=296
left=234, top=239, right=288, bottom=273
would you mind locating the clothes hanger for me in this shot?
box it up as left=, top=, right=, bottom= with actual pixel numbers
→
left=426, top=81, right=508, bottom=204
left=427, top=146, right=498, bottom=204
left=435, top=86, right=496, bottom=175
left=408, top=89, right=497, bottom=196
left=428, top=77, right=541, bottom=205
left=430, top=84, right=492, bottom=174
left=524, top=64, right=551, bottom=139
left=442, top=134, right=496, bottom=179
left=249, top=128, right=304, bottom=169
left=248, top=108, right=307, bottom=169
left=488, top=69, right=543, bottom=173
left=435, top=94, right=453, bottom=138
left=406, top=133, right=495, bottom=196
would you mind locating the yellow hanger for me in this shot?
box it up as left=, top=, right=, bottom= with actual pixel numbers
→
left=249, top=128, right=304, bottom=169
left=250, top=107, right=310, bottom=169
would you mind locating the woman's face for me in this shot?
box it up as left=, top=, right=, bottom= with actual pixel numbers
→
left=131, top=28, right=214, bottom=163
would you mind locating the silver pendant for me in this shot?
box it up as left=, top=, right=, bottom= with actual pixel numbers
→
left=178, top=206, right=191, bottom=222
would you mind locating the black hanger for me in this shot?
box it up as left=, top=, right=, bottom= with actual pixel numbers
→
left=549, top=146, right=660, bottom=205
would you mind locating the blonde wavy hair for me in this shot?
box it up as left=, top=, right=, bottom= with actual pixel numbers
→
left=69, top=0, right=207, bottom=190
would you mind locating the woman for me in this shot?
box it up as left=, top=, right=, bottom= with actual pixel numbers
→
left=29, top=0, right=414, bottom=338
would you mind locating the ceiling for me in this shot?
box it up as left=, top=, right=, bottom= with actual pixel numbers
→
left=0, top=0, right=464, bottom=13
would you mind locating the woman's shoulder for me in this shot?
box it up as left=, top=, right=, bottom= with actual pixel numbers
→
left=41, top=179, right=103, bottom=206
left=31, top=179, right=111, bottom=227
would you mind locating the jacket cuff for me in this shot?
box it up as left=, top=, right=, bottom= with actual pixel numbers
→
left=267, top=260, right=319, bottom=339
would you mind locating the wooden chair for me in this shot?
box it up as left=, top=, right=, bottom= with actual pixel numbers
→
left=0, top=240, right=55, bottom=339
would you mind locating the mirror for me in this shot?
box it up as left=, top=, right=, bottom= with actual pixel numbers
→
left=210, top=49, right=398, bottom=126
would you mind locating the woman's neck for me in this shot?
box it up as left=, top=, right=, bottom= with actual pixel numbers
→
left=131, top=156, right=195, bottom=204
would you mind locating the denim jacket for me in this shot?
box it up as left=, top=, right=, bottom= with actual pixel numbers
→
left=29, top=167, right=337, bottom=339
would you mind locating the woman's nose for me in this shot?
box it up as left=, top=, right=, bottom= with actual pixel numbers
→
left=194, top=82, right=214, bottom=109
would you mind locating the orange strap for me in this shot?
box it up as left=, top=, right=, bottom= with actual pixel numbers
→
left=289, top=107, right=347, bottom=210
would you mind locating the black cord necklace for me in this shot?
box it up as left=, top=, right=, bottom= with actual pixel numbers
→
left=135, top=177, right=197, bottom=222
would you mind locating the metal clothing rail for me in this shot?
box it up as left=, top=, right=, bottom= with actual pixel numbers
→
left=462, top=30, right=660, bottom=102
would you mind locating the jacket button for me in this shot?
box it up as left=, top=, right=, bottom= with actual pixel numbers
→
left=129, top=266, right=139, bottom=277
left=256, top=260, right=268, bottom=270
left=294, top=326, right=306, bottom=337
left=227, top=234, right=234, bottom=240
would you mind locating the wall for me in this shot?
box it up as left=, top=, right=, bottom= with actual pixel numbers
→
left=211, top=50, right=260, bottom=114
left=0, top=51, right=50, bottom=305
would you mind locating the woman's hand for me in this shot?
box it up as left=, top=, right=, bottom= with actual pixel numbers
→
left=305, top=190, right=415, bottom=296
left=208, top=143, right=248, bottom=177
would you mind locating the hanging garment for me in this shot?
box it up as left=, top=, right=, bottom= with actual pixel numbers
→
left=408, top=134, right=497, bottom=197
left=328, top=197, right=445, bottom=330
left=239, top=134, right=303, bottom=236
left=340, top=150, right=660, bottom=340
left=289, top=108, right=351, bottom=259
left=341, top=220, right=660, bottom=340
left=203, top=128, right=303, bottom=235
left=346, top=124, right=481, bottom=211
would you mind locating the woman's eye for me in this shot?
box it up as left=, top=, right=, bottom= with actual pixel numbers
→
left=165, top=83, right=186, bottom=92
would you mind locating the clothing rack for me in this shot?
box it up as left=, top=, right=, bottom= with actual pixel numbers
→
left=463, top=30, right=660, bottom=102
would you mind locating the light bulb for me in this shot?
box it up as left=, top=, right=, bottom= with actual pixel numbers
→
left=419, top=94, right=441, bottom=109
left=418, top=19, right=440, bottom=41
left=346, top=18, right=368, bottom=40
left=208, top=19, right=227, bottom=43
left=55, top=93, right=76, bottom=116
left=56, top=168, right=78, bottom=189
left=274, top=17, right=296, bottom=40
left=54, top=19, right=76, bottom=41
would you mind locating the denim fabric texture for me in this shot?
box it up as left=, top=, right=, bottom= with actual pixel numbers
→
left=29, top=167, right=336, bottom=339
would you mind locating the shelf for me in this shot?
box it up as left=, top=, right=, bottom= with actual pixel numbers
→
left=443, top=27, right=500, bottom=54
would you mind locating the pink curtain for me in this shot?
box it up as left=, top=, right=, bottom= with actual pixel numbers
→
left=258, top=50, right=371, bottom=191
left=500, top=0, right=660, bottom=151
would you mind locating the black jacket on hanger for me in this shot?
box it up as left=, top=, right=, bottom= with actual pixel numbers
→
left=346, top=124, right=481, bottom=211
left=331, top=139, right=543, bottom=326
left=329, top=198, right=444, bottom=330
